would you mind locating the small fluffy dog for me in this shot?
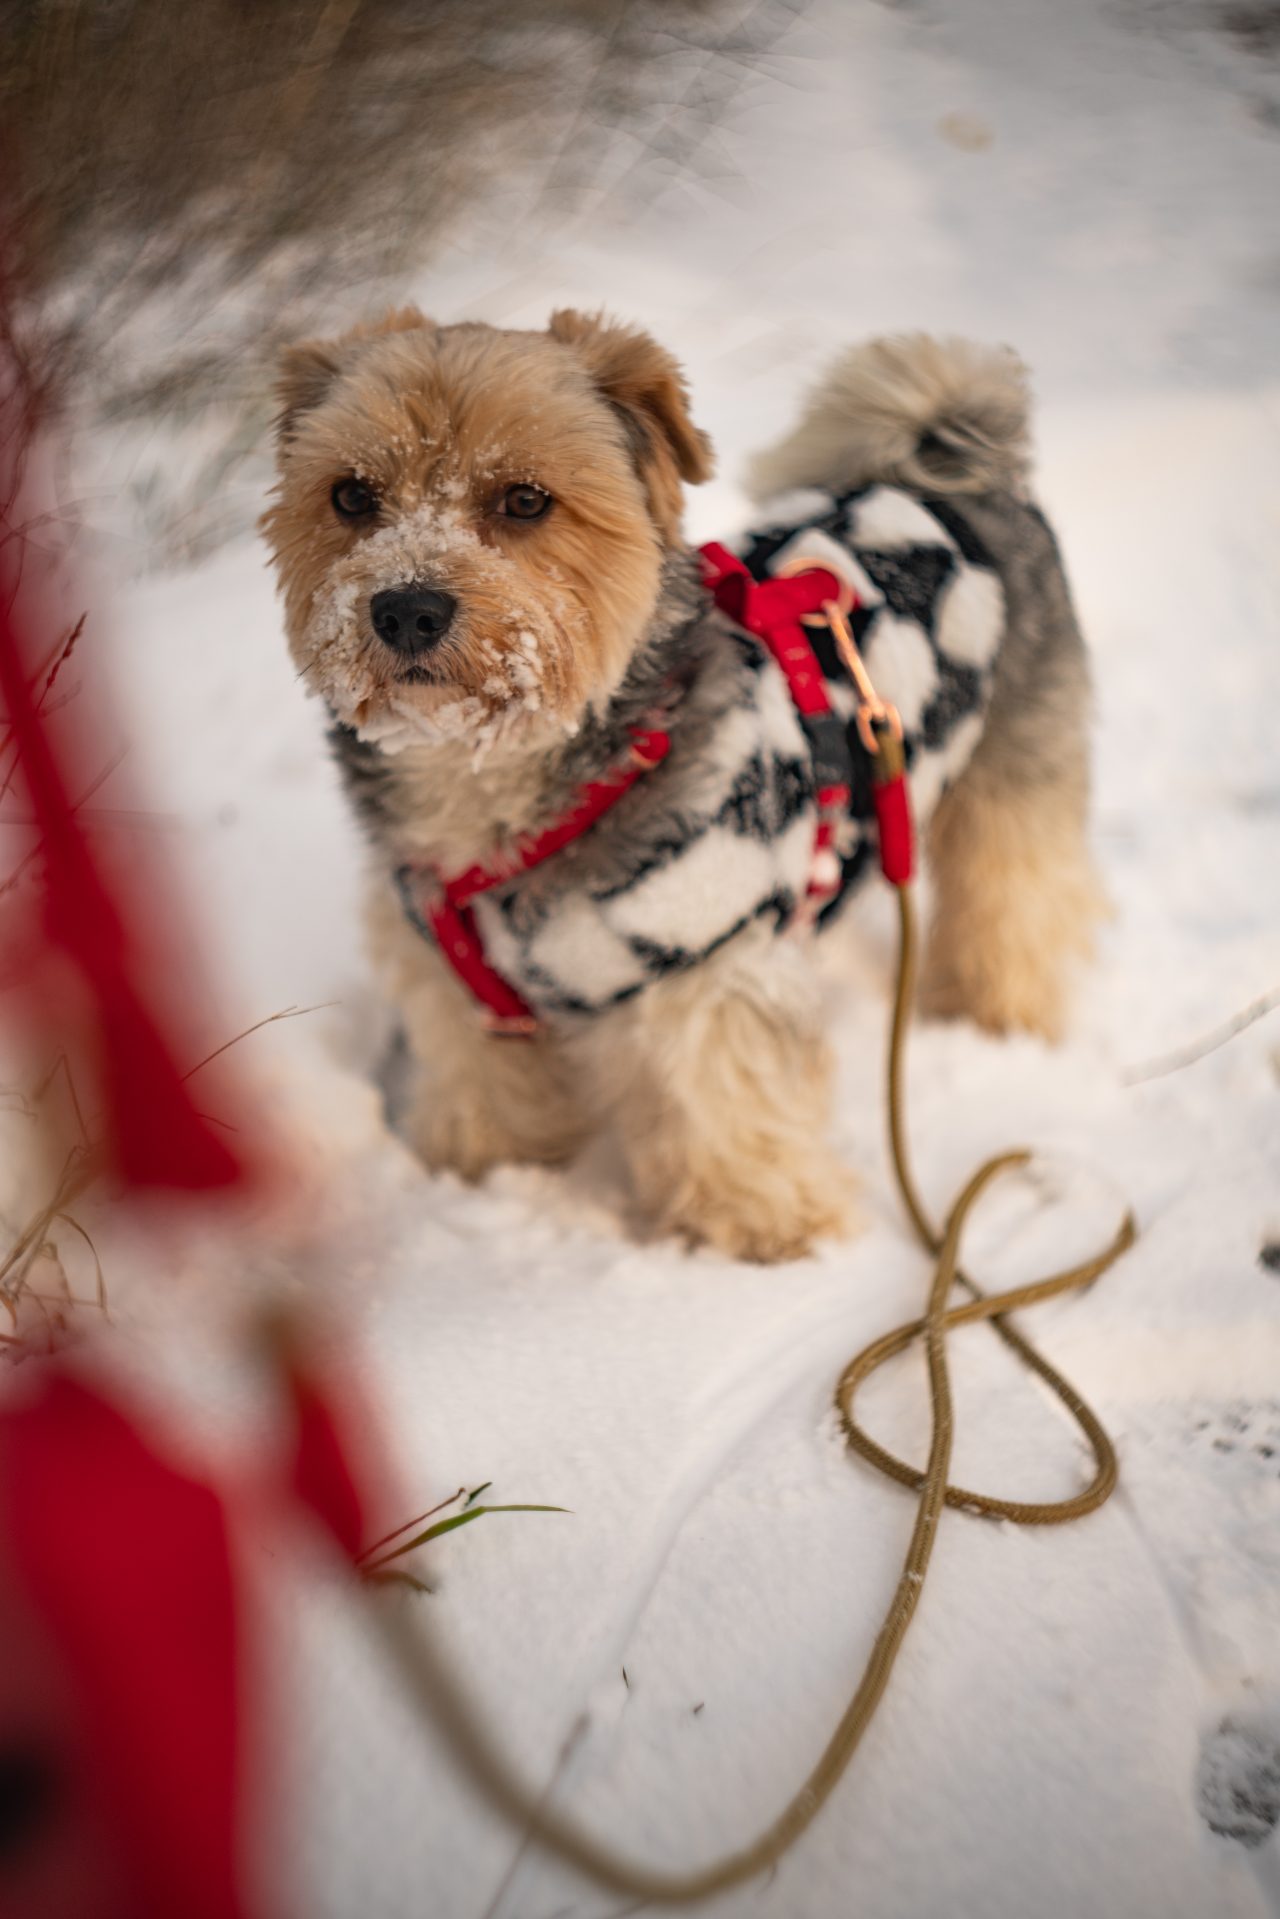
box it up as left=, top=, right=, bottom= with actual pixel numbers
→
left=263, top=310, right=1102, bottom=1261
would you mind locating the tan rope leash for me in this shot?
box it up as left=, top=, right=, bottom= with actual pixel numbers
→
left=839, top=880, right=1137, bottom=1525
left=366, top=637, right=1138, bottom=1905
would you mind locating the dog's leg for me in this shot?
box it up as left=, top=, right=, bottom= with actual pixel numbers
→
left=369, top=885, right=585, bottom=1179
left=917, top=498, right=1106, bottom=1042
left=578, top=928, right=855, bottom=1262
left=920, top=753, right=1104, bottom=1042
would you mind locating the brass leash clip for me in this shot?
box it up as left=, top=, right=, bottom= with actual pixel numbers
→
left=812, top=598, right=904, bottom=758
left=772, top=557, right=903, bottom=756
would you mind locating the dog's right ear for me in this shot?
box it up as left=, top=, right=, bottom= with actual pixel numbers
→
left=273, top=306, right=433, bottom=447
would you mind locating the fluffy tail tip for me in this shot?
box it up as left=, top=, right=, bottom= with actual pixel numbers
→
left=746, top=333, right=1032, bottom=503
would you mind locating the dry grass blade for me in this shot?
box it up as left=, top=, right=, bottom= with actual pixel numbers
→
left=29, top=1051, right=92, bottom=1153
left=0, top=614, right=87, bottom=804
left=52, top=1209, right=109, bottom=1317
left=0, top=1002, right=328, bottom=1346
left=0, top=746, right=127, bottom=903
left=0, top=1144, right=96, bottom=1326
left=180, top=1001, right=337, bottom=1083
left=37, top=612, right=85, bottom=704
left=1123, top=984, right=1280, bottom=1084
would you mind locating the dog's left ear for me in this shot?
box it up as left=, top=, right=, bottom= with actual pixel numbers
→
left=549, top=309, right=714, bottom=540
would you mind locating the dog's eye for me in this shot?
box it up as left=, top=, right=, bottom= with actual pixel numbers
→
left=332, top=477, right=377, bottom=521
left=499, top=484, right=553, bottom=522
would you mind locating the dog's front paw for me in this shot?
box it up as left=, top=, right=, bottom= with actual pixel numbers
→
left=918, top=947, right=1069, bottom=1042
left=401, top=1026, right=588, bottom=1182
left=407, top=1086, right=579, bottom=1182
left=407, top=1089, right=516, bottom=1182
left=661, top=1157, right=858, bottom=1264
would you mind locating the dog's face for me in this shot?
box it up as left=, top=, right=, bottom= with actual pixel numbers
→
left=262, top=307, right=713, bottom=754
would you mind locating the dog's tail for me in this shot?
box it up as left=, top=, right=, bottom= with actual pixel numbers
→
left=746, top=333, right=1031, bottom=503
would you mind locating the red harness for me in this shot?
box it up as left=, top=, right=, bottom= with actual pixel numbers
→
left=397, top=719, right=673, bottom=1036
left=398, top=548, right=914, bottom=1033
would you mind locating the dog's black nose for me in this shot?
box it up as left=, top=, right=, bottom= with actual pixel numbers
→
left=370, top=584, right=457, bottom=652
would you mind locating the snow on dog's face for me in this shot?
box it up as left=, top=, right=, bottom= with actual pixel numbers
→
left=262, top=307, right=713, bottom=756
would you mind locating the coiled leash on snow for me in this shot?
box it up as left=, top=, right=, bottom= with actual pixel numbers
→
left=368, top=577, right=1138, bottom=1907
left=819, top=593, right=1137, bottom=1531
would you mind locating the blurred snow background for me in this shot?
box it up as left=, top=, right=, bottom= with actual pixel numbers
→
left=7, top=0, right=1280, bottom=1914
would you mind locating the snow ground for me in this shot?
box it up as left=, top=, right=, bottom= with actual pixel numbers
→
left=33, top=0, right=1280, bottom=1913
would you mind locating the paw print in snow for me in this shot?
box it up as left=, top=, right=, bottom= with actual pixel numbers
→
left=1197, top=1716, right=1280, bottom=1848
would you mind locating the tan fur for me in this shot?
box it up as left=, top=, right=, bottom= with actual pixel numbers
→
left=376, top=733, right=575, bottom=874
left=920, top=762, right=1106, bottom=1042
left=747, top=333, right=1031, bottom=503
left=264, top=314, right=1099, bottom=1262
left=374, top=883, right=850, bottom=1260
left=275, top=307, right=434, bottom=442
left=370, top=883, right=587, bottom=1176
left=572, top=929, right=855, bottom=1263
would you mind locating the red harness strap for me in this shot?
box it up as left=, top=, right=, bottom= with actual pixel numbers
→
left=697, top=544, right=838, bottom=718
left=441, top=726, right=671, bottom=909
left=871, top=747, right=914, bottom=886
left=698, top=542, right=853, bottom=908
left=398, top=722, right=671, bottom=1034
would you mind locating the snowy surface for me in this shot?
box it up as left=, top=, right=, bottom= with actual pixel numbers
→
left=34, top=0, right=1280, bottom=1913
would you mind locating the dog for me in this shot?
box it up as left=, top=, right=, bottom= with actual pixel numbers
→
left=262, top=311, right=1103, bottom=1262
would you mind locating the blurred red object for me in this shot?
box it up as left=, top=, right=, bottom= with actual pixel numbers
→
left=0, top=1371, right=252, bottom=1919
left=0, top=1351, right=376, bottom=1919
left=0, top=563, right=244, bottom=1193
left=0, top=259, right=388, bottom=1914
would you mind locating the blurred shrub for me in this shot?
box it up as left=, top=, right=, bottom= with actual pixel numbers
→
left=2, top=0, right=804, bottom=556
left=1, top=0, right=793, bottom=413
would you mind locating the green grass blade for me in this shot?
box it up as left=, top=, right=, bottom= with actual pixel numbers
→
left=361, top=1503, right=568, bottom=1575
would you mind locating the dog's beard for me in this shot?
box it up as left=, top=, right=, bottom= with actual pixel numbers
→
left=313, top=633, right=573, bottom=761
